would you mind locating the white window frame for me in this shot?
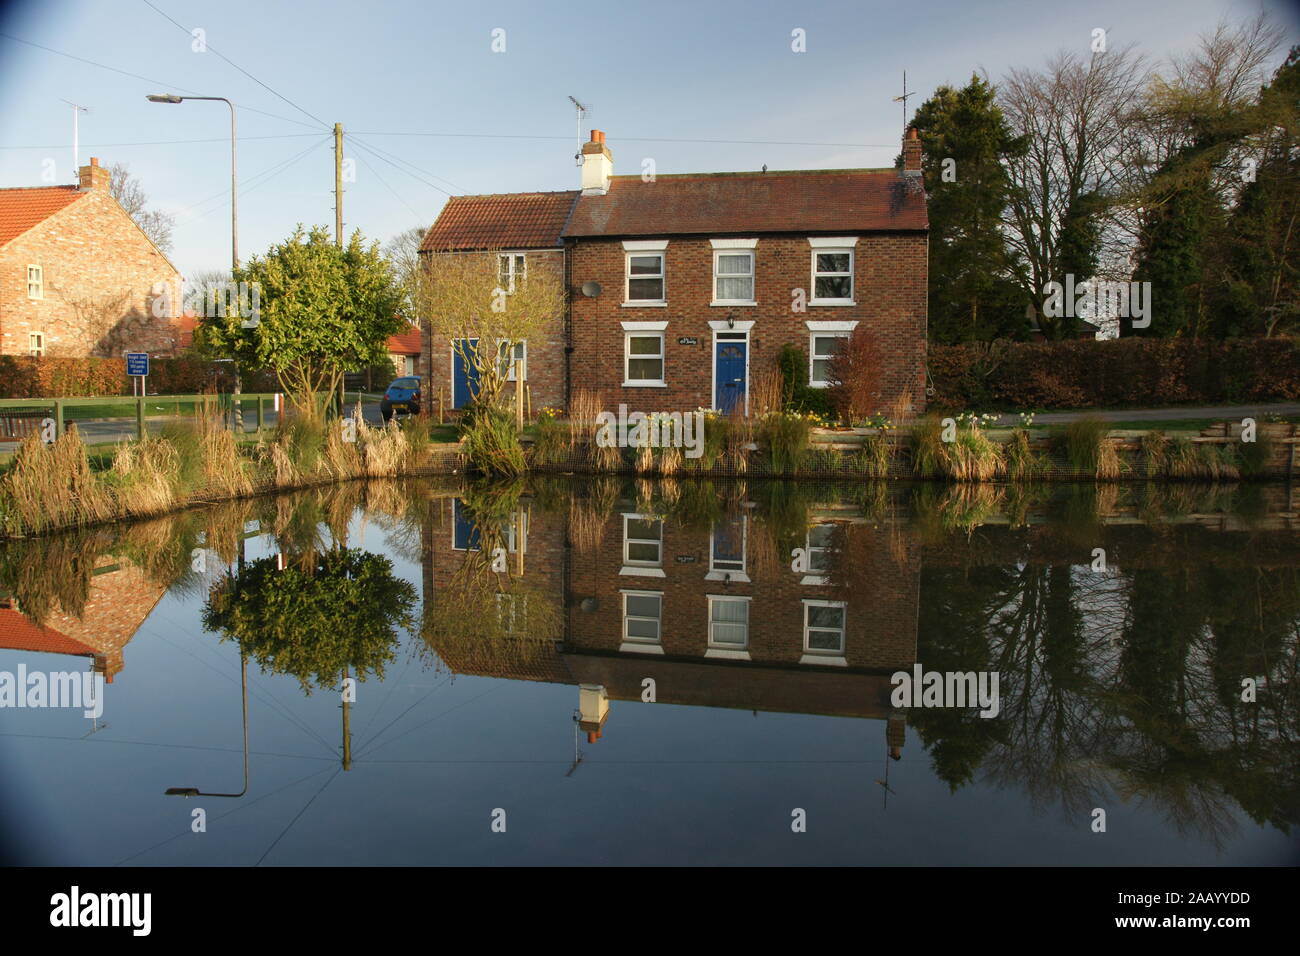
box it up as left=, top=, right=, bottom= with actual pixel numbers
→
left=27, top=332, right=44, bottom=357
left=620, top=513, right=665, bottom=577
left=623, top=330, right=666, bottom=387
left=26, top=265, right=42, bottom=300
left=623, top=244, right=667, bottom=306
left=801, top=599, right=848, bottom=665
left=711, top=247, right=756, bottom=306
left=506, top=508, right=528, bottom=554
left=494, top=592, right=529, bottom=636
left=706, top=595, right=751, bottom=657
left=706, top=514, right=749, bottom=582
left=809, top=332, right=851, bottom=388
left=497, top=253, right=526, bottom=293
left=802, top=523, right=834, bottom=585
left=809, top=238, right=857, bottom=306
left=498, top=339, right=527, bottom=382
left=621, top=589, right=664, bottom=652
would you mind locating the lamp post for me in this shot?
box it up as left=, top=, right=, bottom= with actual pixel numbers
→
left=147, top=94, right=236, bottom=268
left=147, top=94, right=243, bottom=430
left=165, top=652, right=249, bottom=799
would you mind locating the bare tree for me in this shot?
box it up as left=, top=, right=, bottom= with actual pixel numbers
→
left=1000, top=48, right=1149, bottom=334
left=423, top=248, right=566, bottom=409
left=108, top=162, right=175, bottom=255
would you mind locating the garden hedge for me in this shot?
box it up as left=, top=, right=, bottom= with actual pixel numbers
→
left=928, top=337, right=1300, bottom=409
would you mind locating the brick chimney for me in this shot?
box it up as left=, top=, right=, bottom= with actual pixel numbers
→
left=902, top=127, right=922, bottom=178
left=580, top=130, right=613, bottom=196
left=78, top=156, right=110, bottom=191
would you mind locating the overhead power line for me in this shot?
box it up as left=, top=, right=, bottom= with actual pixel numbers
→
left=140, top=0, right=331, bottom=131
left=0, top=133, right=322, bottom=150
left=0, top=31, right=322, bottom=130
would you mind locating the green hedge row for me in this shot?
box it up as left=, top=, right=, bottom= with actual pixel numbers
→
left=928, top=338, right=1300, bottom=409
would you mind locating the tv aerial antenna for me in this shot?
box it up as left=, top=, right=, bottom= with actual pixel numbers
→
left=60, top=99, right=89, bottom=175
left=892, top=71, right=913, bottom=133
left=568, top=95, right=589, bottom=166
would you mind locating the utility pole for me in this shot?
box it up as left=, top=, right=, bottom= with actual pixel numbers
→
left=334, top=122, right=345, bottom=416
left=334, top=123, right=344, bottom=247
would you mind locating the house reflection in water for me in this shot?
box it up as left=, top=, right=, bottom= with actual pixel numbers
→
left=0, top=558, right=166, bottom=683
left=422, top=492, right=921, bottom=757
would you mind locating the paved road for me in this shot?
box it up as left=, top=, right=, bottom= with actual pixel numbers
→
left=1, top=401, right=387, bottom=452
left=999, top=403, right=1300, bottom=425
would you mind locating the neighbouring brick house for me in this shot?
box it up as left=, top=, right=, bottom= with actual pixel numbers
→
left=419, top=191, right=575, bottom=413
left=417, top=129, right=928, bottom=417
left=386, top=327, right=422, bottom=379
left=0, top=158, right=184, bottom=359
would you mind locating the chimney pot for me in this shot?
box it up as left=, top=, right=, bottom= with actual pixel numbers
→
left=902, top=127, right=923, bottom=177
left=79, top=157, right=111, bottom=191
left=580, top=130, right=613, bottom=195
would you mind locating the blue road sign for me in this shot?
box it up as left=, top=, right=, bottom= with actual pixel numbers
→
left=126, top=352, right=149, bottom=376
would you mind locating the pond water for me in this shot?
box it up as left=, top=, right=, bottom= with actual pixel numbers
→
left=0, top=477, right=1296, bottom=866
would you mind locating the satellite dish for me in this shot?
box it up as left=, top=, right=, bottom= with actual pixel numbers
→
left=581, top=281, right=602, bottom=298
left=580, top=597, right=599, bottom=613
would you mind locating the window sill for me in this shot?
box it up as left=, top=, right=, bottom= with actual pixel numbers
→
left=622, top=381, right=668, bottom=388
left=808, top=381, right=832, bottom=389
left=620, top=641, right=665, bottom=655
left=799, top=653, right=848, bottom=667
left=620, top=566, right=666, bottom=578
left=705, top=648, right=751, bottom=661
left=710, top=300, right=757, bottom=307
left=800, top=574, right=830, bottom=586
left=809, top=300, right=857, bottom=307
left=705, top=570, right=750, bottom=583
left=621, top=301, right=667, bottom=308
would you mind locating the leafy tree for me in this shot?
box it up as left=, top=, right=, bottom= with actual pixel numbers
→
left=108, top=162, right=175, bottom=254
left=195, top=225, right=406, bottom=420
left=202, top=547, right=417, bottom=694
left=910, top=75, right=1029, bottom=343
left=1207, top=46, right=1300, bottom=337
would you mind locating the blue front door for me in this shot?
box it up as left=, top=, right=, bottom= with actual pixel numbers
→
left=452, top=339, right=480, bottom=409
left=715, top=339, right=747, bottom=413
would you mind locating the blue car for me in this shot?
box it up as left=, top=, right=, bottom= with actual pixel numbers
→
left=381, top=377, right=421, bottom=421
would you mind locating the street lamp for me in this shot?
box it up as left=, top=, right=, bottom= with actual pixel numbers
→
left=148, top=93, right=244, bottom=431
left=146, top=94, right=237, bottom=269
left=165, top=653, right=249, bottom=799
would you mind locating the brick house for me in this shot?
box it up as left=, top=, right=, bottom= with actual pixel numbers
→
left=420, top=490, right=919, bottom=751
left=419, top=191, right=576, bottom=413
left=418, top=129, right=928, bottom=417
left=0, top=157, right=184, bottom=359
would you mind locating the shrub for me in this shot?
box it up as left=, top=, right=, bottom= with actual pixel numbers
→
left=462, top=405, right=526, bottom=477
left=825, top=330, right=884, bottom=423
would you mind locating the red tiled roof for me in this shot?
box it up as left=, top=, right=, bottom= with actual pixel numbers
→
left=563, top=170, right=928, bottom=237
left=0, top=608, right=98, bottom=658
left=421, top=191, right=579, bottom=251
left=0, top=186, right=87, bottom=247
left=387, top=328, right=421, bottom=354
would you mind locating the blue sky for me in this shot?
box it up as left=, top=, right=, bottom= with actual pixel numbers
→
left=1, top=0, right=1296, bottom=277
